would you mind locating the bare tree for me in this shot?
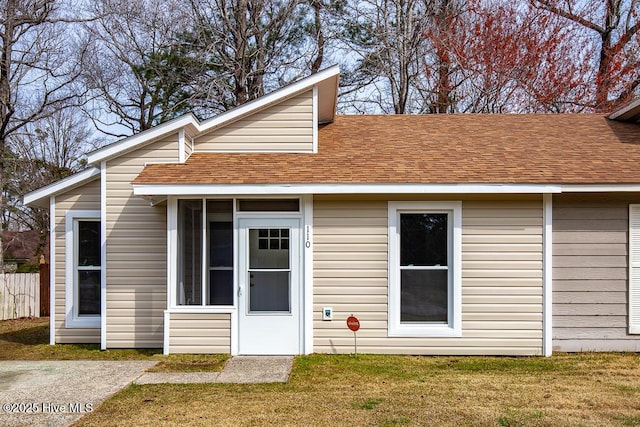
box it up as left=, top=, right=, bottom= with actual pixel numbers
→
left=309, top=0, right=326, bottom=74
left=4, top=107, right=99, bottom=243
left=182, top=0, right=323, bottom=116
left=82, top=0, right=193, bottom=136
left=532, top=0, right=640, bottom=111
left=338, top=0, right=434, bottom=114
left=1, top=0, right=86, bottom=270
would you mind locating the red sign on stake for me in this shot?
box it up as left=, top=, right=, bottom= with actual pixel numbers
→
left=346, top=315, right=360, bottom=332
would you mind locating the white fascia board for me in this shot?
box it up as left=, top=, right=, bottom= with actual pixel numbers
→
left=608, top=98, right=640, bottom=120
left=561, top=184, right=640, bottom=192
left=198, top=65, right=340, bottom=133
left=87, top=114, right=199, bottom=164
left=133, top=183, right=562, bottom=196
left=24, top=167, right=101, bottom=208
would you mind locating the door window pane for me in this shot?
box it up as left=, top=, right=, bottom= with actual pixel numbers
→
left=249, top=271, right=290, bottom=312
left=249, top=229, right=289, bottom=269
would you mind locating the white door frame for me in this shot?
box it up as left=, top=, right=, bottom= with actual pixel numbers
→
left=237, top=217, right=303, bottom=355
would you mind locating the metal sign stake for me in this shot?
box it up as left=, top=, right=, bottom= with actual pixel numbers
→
left=346, top=314, right=360, bottom=358
left=354, top=330, right=357, bottom=357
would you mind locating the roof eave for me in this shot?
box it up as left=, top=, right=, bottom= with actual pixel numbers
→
left=132, top=182, right=564, bottom=196
left=23, top=167, right=101, bottom=209
left=86, top=114, right=200, bottom=165
left=132, top=182, right=640, bottom=196
left=198, top=65, right=340, bottom=131
left=608, top=97, right=640, bottom=122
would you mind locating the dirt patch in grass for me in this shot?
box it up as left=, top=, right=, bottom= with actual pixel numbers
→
left=75, top=353, right=640, bottom=427
left=147, top=354, right=228, bottom=373
left=0, top=317, right=228, bottom=372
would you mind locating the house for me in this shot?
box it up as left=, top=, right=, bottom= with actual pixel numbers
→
left=24, top=66, right=640, bottom=356
left=2, top=230, right=49, bottom=272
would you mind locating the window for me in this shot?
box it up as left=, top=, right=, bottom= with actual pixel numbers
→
left=178, top=199, right=233, bottom=306
left=248, top=228, right=291, bottom=312
left=388, top=202, right=461, bottom=337
left=257, top=228, right=289, bottom=250
left=65, top=211, right=101, bottom=328
left=238, top=199, right=299, bottom=212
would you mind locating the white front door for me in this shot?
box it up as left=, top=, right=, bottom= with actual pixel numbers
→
left=238, top=218, right=301, bottom=355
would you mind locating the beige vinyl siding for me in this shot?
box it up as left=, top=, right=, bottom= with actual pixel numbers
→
left=168, top=313, right=231, bottom=353
left=313, top=197, right=543, bottom=355
left=54, top=179, right=101, bottom=343
left=105, top=135, right=179, bottom=348
left=195, top=90, right=313, bottom=152
left=553, top=193, right=640, bottom=352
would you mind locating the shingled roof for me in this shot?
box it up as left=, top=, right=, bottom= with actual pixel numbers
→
left=133, top=114, right=640, bottom=186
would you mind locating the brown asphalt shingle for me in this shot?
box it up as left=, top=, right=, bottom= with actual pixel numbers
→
left=132, top=114, right=640, bottom=186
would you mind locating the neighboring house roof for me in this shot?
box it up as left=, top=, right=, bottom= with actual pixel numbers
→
left=2, top=230, right=49, bottom=264
left=86, top=65, right=340, bottom=164
left=133, top=114, right=640, bottom=189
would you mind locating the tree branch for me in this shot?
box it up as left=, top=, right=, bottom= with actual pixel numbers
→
left=531, top=0, right=605, bottom=33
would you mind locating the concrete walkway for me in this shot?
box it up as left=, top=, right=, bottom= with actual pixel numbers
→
left=0, top=360, right=157, bottom=427
left=136, top=356, right=293, bottom=385
left=0, top=356, right=293, bottom=426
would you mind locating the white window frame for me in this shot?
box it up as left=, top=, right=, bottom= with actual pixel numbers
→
left=65, top=210, right=101, bottom=328
left=388, top=201, right=462, bottom=337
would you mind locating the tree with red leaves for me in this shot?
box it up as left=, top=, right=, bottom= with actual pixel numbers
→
left=420, top=0, right=587, bottom=113
left=532, top=0, right=640, bottom=111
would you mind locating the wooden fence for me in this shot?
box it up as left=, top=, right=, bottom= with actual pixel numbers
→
left=0, top=273, right=40, bottom=320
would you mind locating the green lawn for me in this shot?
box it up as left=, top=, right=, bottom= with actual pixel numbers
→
left=76, top=353, right=640, bottom=426
left=3, top=317, right=640, bottom=426
left=0, top=317, right=228, bottom=372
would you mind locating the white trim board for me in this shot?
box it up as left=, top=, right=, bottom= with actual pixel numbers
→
left=100, top=161, right=107, bottom=349
left=134, top=183, right=563, bottom=196
left=134, top=182, right=640, bottom=197
left=542, top=194, right=553, bottom=356
left=302, top=195, right=314, bottom=354
left=49, top=196, right=56, bottom=345
left=561, top=184, right=640, bottom=192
